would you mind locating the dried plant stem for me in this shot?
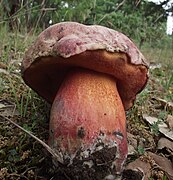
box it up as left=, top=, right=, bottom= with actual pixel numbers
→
left=0, top=115, right=63, bottom=164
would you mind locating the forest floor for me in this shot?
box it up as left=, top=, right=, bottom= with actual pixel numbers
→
left=0, top=31, right=173, bottom=180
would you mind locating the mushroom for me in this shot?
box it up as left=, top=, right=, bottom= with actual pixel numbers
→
left=21, top=22, right=149, bottom=175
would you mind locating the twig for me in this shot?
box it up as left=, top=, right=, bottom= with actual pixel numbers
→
left=153, top=14, right=164, bottom=25
left=115, top=0, right=126, bottom=11
left=0, top=115, right=63, bottom=164
left=41, top=8, right=57, bottom=11
left=8, top=173, right=29, bottom=180
left=135, top=0, right=142, bottom=7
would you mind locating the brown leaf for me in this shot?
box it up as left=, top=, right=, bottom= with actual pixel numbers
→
left=0, top=99, right=19, bottom=117
left=143, top=114, right=173, bottom=141
left=148, top=152, right=173, bottom=180
left=128, top=144, right=137, bottom=155
left=166, top=115, right=173, bottom=130
left=127, top=133, right=138, bottom=149
left=0, top=62, right=7, bottom=69
left=157, top=137, right=173, bottom=152
left=152, top=97, right=173, bottom=111
left=126, top=158, right=151, bottom=180
left=127, top=133, right=138, bottom=155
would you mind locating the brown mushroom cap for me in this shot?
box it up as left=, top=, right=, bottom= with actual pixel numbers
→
left=21, top=22, right=149, bottom=110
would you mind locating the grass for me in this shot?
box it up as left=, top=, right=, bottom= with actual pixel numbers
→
left=141, top=35, right=173, bottom=64
left=0, top=23, right=38, bottom=114
left=0, top=24, right=173, bottom=179
left=0, top=24, right=51, bottom=179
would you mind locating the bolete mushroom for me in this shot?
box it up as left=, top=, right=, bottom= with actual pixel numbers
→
left=21, top=22, right=148, bottom=175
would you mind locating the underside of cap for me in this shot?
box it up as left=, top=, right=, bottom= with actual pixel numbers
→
left=22, top=50, right=148, bottom=110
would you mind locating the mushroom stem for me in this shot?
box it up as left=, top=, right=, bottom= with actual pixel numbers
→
left=49, top=68, right=128, bottom=172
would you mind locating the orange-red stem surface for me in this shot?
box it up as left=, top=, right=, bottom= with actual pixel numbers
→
left=49, top=68, right=128, bottom=172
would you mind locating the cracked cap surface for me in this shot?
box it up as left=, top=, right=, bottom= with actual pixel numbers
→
left=21, top=22, right=149, bottom=110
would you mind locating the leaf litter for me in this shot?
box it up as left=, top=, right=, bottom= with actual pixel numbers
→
left=0, top=42, right=173, bottom=179
left=143, top=114, right=173, bottom=141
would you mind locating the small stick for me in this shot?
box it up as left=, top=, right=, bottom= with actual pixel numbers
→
left=0, top=115, right=63, bottom=164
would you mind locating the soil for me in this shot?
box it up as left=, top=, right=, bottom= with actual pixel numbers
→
left=0, top=62, right=173, bottom=180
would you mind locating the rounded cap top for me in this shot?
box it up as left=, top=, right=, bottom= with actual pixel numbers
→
left=22, top=22, right=149, bottom=110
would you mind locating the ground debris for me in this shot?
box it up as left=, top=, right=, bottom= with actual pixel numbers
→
left=0, top=168, right=9, bottom=180
left=152, top=97, right=173, bottom=111
left=148, top=152, right=173, bottom=180
left=149, top=62, right=162, bottom=70
left=157, top=137, right=173, bottom=152
left=0, top=62, right=7, bottom=69
left=143, top=114, right=173, bottom=141
left=0, top=99, right=19, bottom=117
left=125, top=157, right=151, bottom=180
left=166, top=114, right=173, bottom=130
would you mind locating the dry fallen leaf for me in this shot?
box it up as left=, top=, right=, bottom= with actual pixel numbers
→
left=126, top=158, right=151, bottom=180
left=0, top=62, right=7, bottom=69
left=152, top=97, right=173, bottom=111
left=0, top=99, right=19, bottom=117
left=157, top=137, right=173, bottom=163
left=128, top=144, right=137, bottom=155
left=127, top=132, right=138, bottom=155
left=166, top=115, right=173, bottom=130
left=143, top=114, right=173, bottom=141
left=127, top=132, right=138, bottom=149
left=148, top=152, right=173, bottom=180
left=157, top=137, right=173, bottom=152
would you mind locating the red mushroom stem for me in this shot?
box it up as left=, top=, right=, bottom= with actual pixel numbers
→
left=49, top=68, right=128, bottom=172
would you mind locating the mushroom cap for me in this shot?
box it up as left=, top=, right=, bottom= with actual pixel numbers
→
left=21, top=22, right=149, bottom=110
